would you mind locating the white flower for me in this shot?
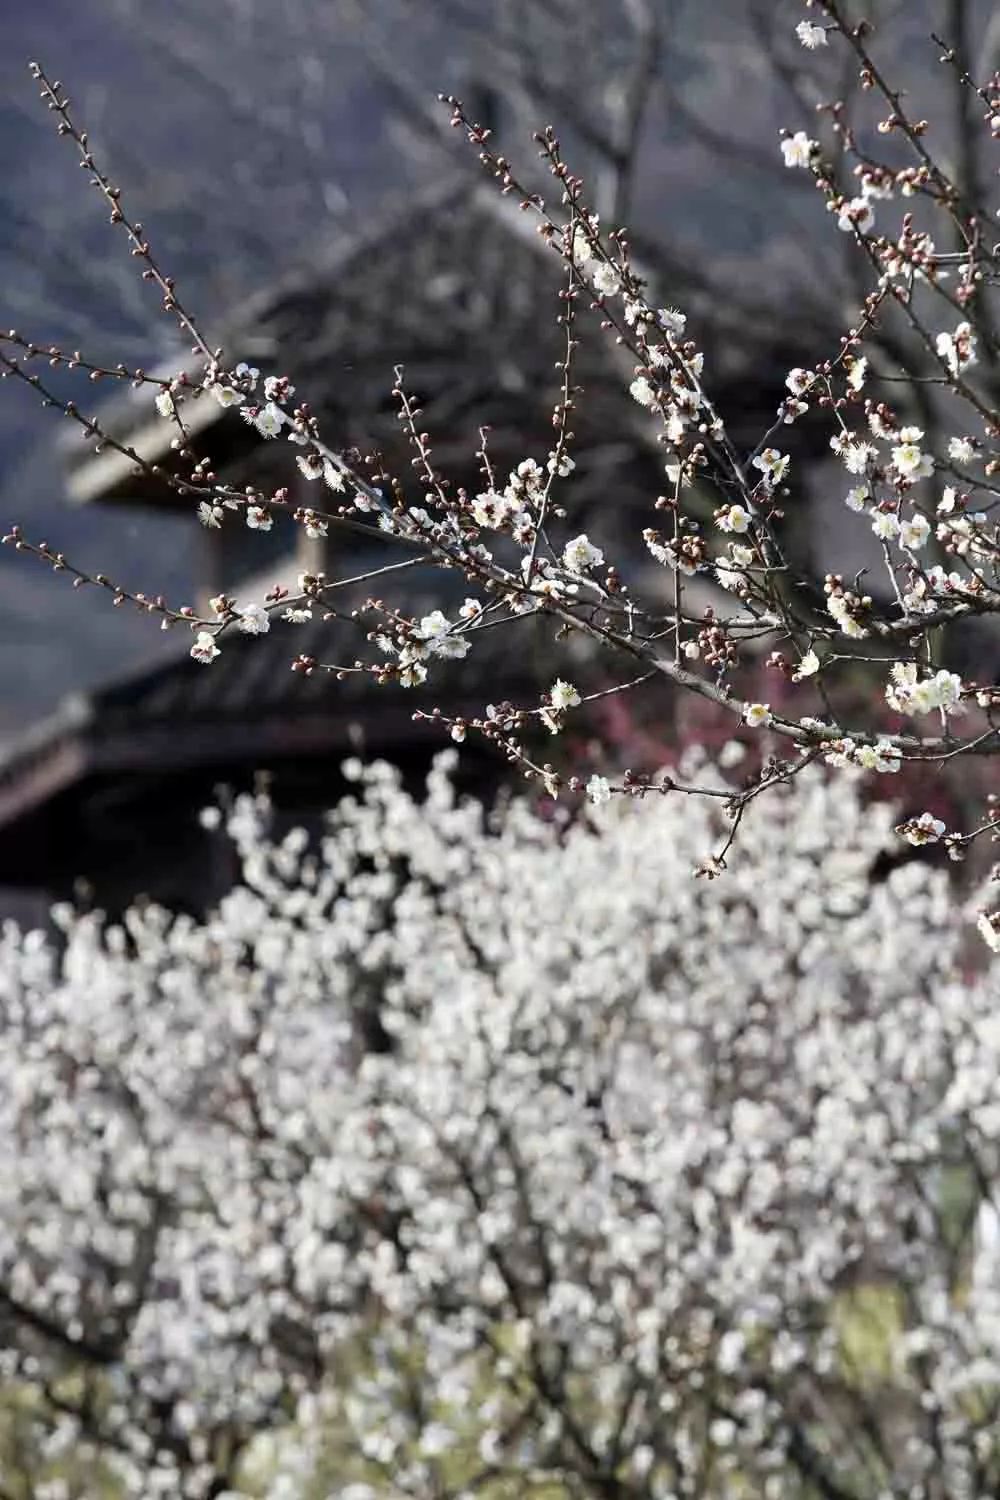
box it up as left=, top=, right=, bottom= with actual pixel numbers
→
left=591, top=262, right=621, bottom=298
left=254, top=402, right=285, bottom=438
left=948, top=437, right=975, bottom=465
left=837, top=197, right=875, bottom=234
left=190, top=631, right=220, bottom=664
left=586, top=775, right=612, bottom=806
left=828, top=594, right=868, bottom=637
left=155, top=389, right=177, bottom=419
left=263, top=374, right=295, bottom=401
left=399, top=659, right=428, bottom=688
left=717, top=504, right=751, bottom=534
left=459, top=598, right=483, bottom=621
left=938, top=487, right=957, bottom=515
left=839, top=439, right=877, bottom=475
left=845, top=484, right=869, bottom=512
left=871, top=511, right=900, bottom=541
left=888, top=663, right=965, bottom=717
left=936, top=321, right=977, bottom=376
left=786, top=368, right=815, bottom=396
left=562, top=534, right=605, bottom=574
left=630, top=376, right=657, bottom=407
left=197, top=502, right=223, bottom=529
left=900, top=513, right=931, bottom=550
left=796, top=19, right=827, bottom=48
left=547, top=450, right=575, bottom=477
left=304, top=516, right=328, bottom=541
left=793, top=649, right=820, bottom=680
left=234, top=362, right=260, bottom=389
left=658, top=308, right=687, bottom=337
left=297, top=453, right=324, bottom=481
left=323, top=459, right=346, bottom=491
left=246, top=506, right=273, bottom=531
left=892, top=437, right=932, bottom=480
left=211, top=383, right=245, bottom=408
left=978, top=912, right=1000, bottom=953
left=753, top=448, right=790, bottom=485
left=744, top=702, right=771, bottom=728
left=846, top=357, right=867, bottom=391
left=570, top=225, right=594, bottom=265
left=932, top=670, right=964, bottom=711
left=413, top=611, right=469, bottom=660
left=873, top=737, right=901, bottom=773
left=236, top=602, right=270, bottom=636
left=781, top=131, right=817, bottom=169
left=550, top=679, right=581, bottom=712
left=282, top=607, right=312, bottom=624
left=898, top=812, right=946, bottom=846
left=415, top=610, right=450, bottom=642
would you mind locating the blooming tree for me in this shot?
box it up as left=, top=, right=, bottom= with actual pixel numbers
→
left=1, top=2, right=1000, bottom=920
left=0, top=751, right=995, bottom=1496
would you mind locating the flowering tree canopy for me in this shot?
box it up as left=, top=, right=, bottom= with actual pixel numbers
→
left=2, top=4, right=1000, bottom=910
left=0, top=752, right=995, bottom=1496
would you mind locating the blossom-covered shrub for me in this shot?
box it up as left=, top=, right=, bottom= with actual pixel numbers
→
left=0, top=753, right=997, bottom=1496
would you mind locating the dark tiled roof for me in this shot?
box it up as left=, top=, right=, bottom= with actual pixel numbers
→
left=0, top=599, right=600, bottom=832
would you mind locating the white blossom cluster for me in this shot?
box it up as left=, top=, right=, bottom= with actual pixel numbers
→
left=0, top=757, right=997, bottom=1495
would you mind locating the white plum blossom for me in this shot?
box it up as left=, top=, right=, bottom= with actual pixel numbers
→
left=898, top=811, right=946, bottom=846
left=413, top=610, right=470, bottom=660
left=936, top=321, right=977, bottom=376
left=835, top=436, right=877, bottom=475
left=549, top=678, right=581, bottom=711
left=979, top=911, right=1000, bottom=952
left=296, top=452, right=324, bottom=481
left=845, top=484, right=870, bottom=512
left=891, top=428, right=934, bottom=481
left=795, top=19, right=827, bottom=47
left=562, top=534, right=604, bottom=573
left=786, top=367, right=815, bottom=396
left=837, top=197, right=875, bottom=234
left=872, top=511, right=901, bottom=542
left=780, top=130, right=816, bottom=168
left=630, top=375, right=657, bottom=407
left=717, top=503, right=751, bottom=534
left=887, top=663, right=965, bottom=717
left=154, top=389, right=177, bottom=419
left=585, top=774, right=612, bottom=805
left=590, top=261, right=621, bottom=298
left=197, top=501, right=223, bottom=528
left=793, top=648, right=820, bottom=680
left=253, top=402, right=286, bottom=438
left=752, top=448, right=790, bottom=485
left=263, top=374, right=294, bottom=401
left=846, top=356, right=867, bottom=391
left=900, top=512, right=931, bottom=550
left=743, top=701, right=771, bottom=727
left=211, top=382, right=244, bottom=408
left=236, top=602, right=270, bottom=636
left=246, top=505, right=273, bottom=531
left=189, top=630, right=220, bottom=664
left=948, top=436, right=976, bottom=465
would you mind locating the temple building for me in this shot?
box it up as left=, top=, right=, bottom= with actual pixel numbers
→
left=0, top=176, right=806, bottom=920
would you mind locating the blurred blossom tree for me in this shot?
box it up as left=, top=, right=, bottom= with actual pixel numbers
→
left=0, top=753, right=996, bottom=1496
